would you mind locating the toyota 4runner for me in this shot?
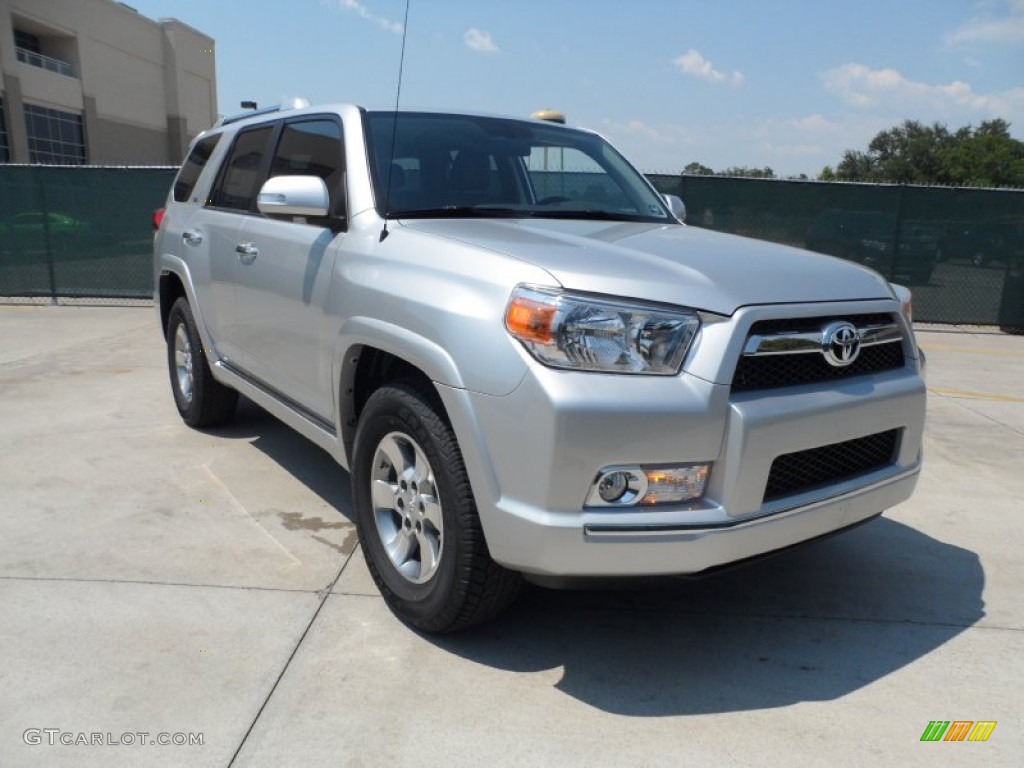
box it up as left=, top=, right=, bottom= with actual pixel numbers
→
left=154, top=103, right=926, bottom=632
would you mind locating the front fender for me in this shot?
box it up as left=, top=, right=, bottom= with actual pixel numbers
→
left=334, top=315, right=468, bottom=390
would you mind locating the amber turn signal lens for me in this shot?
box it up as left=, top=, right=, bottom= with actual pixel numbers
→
left=505, top=296, right=556, bottom=344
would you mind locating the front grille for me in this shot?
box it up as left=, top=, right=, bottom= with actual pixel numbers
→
left=733, top=343, right=905, bottom=392
left=763, top=429, right=900, bottom=502
left=732, top=314, right=905, bottom=393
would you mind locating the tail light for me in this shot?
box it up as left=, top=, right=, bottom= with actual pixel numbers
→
left=152, top=208, right=165, bottom=232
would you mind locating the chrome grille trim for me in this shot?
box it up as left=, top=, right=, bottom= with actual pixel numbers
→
left=743, top=321, right=903, bottom=357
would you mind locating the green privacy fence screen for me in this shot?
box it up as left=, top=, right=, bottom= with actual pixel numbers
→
left=1, top=166, right=1022, bottom=327
left=0, top=165, right=176, bottom=301
left=648, top=174, right=1024, bottom=328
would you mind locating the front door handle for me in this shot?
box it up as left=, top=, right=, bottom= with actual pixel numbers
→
left=182, top=230, right=203, bottom=246
left=235, top=242, right=258, bottom=265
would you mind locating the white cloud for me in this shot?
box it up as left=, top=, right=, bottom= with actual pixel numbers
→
left=333, top=0, right=404, bottom=34
left=947, top=16, right=1024, bottom=44
left=464, top=28, right=499, bottom=54
left=946, top=1, right=1024, bottom=45
left=749, top=112, right=920, bottom=175
left=594, top=118, right=694, bottom=169
left=821, top=63, right=1024, bottom=123
left=790, top=114, right=841, bottom=133
left=672, top=49, right=743, bottom=87
left=618, top=120, right=676, bottom=143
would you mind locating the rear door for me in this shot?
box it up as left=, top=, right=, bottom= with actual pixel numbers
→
left=190, top=126, right=276, bottom=354
left=159, top=132, right=240, bottom=342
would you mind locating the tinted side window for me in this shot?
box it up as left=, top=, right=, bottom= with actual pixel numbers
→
left=173, top=134, right=221, bottom=202
left=209, top=126, right=274, bottom=211
left=270, top=119, right=346, bottom=219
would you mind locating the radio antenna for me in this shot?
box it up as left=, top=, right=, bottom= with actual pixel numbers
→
left=381, top=0, right=411, bottom=242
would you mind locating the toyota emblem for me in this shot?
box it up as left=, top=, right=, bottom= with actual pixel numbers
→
left=821, top=321, right=861, bottom=367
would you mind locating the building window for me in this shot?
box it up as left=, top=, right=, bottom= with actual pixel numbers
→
left=0, top=98, right=9, bottom=163
left=24, top=104, right=87, bottom=165
left=14, top=29, right=41, bottom=54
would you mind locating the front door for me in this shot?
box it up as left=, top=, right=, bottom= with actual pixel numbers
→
left=224, top=117, right=348, bottom=423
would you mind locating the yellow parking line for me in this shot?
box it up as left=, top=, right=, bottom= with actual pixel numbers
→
left=928, top=387, right=1024, bottom=403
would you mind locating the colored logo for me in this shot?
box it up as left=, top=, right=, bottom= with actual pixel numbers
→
left=920, top=721, right=996, bottom=742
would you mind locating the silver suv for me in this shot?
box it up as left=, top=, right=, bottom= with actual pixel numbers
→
left=154, top=103, right=926, bottom=632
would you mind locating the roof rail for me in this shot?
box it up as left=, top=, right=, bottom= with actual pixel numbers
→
left=216, top=98, right=311, bottom=128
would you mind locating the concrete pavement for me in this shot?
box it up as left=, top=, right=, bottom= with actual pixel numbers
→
left=0, top=306, right=1021, bottom=766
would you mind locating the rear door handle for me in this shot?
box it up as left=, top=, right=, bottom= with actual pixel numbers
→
left=235, top=242, right=258, bottom=265
left=182, top=230, right=203, bottom=246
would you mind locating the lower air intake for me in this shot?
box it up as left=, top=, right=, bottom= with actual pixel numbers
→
left=763, top=429, right=901, bottom=502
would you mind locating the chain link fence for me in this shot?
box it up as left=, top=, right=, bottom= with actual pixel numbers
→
left=1, top=166, right=1022, bottom=329
left=0, top=166, right=175, bottom=303
left=649, top=174, right=1024, bottom=329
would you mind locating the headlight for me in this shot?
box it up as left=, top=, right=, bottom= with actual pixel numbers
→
left=504, top=285, right=700, bottom=374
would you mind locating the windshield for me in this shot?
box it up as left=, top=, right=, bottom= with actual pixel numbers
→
left=365, top=111, right=672, bottom=223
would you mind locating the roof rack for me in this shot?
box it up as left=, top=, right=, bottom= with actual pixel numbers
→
left=216, top=98, right=311, bottom=128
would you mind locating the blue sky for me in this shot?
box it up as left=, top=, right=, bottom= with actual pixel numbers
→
left=129, top=0, right=1024, bottom=176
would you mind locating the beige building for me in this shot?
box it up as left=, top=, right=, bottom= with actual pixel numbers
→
left=0, top=0, right=216, bottom=165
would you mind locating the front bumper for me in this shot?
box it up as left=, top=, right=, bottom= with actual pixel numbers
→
left=482, top=463, right=917, bottom=577
left=438, top=305, right=926, bottom=578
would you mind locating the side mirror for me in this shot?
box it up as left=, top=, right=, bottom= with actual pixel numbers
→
left=257, top=175, right=330, bottom=217
left=663, top=194, right=686, bottom=222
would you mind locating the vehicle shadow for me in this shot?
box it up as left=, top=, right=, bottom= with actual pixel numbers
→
left=211, top=397, right=354, bottom=520
left=433, top=518, right=984, bottom=716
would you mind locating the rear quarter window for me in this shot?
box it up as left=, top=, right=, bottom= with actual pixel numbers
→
left=173, top=134, right=221, bottom=203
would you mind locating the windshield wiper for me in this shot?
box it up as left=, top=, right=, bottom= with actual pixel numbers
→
left=391, top=205, right=528, bottom=219
left=527, top=208, right=654, bottom=222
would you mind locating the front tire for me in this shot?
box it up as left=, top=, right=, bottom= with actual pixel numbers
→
left=352, top=383, right=521, bottom=632
left=166, top=297, right=237, bottom=428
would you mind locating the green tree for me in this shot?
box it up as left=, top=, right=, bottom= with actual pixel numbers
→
left=869, top=120, right=951, bottom=183
left=829, top=119, right=1024, bottom=187
left=938, top=119, right=1024, bottom=187
left=835, top=149, right=878, bottom=181
left=721, top=166, right=776, bottom=179
left=682, top=161, right=714, bottom=175
left=682, top=162, right=776, bottom=178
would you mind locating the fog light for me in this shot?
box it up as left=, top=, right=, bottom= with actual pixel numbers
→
left=586, top=468, right=646, bottom=507
left=597, top=471, right=630, bottom=502
left=586, top=464, right=711, bottom=508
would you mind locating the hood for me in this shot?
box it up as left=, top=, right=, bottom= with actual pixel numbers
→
left=399, top=218, right=894, bottom=315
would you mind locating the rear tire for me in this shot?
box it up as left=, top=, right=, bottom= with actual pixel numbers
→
left=166, top=297, right=238, bottom=428
left=352, top=383, right=521, bottom=632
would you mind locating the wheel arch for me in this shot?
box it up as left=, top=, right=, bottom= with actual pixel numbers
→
left=340, top=343, right=451, bottom=465
left=158, top=270, right=188, bottom=340
left=336, top=318, right=467, bottom=465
